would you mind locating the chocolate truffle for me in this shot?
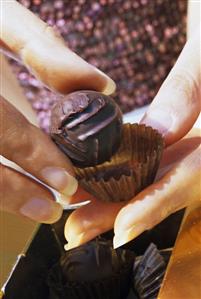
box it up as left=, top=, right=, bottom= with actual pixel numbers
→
left=50, top=91, right=123, bottom=167
left=47, top=238, right=134, bottom=299
left=60, top=239, right=133, bottom=282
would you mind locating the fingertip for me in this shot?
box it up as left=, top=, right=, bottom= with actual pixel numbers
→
left=46, top=201, right=63, bottom=224
left=41, top=167, right=78, bottom=197
left=140, top=109, right=174, bottom=147
left=94, top=68, right=116, bottom=95
left=140, top=111, right=170, bottom=134
left=64, top=232, right=85, bottom=251
left=113, top=224, right=146, bottom=249
left=114, top=204, right=148, bottom=248
left=102, top=77, right=116, bottom=95
left=19, top=197, right=63, bottom=224
left=64, top=227, right=101, bottom=251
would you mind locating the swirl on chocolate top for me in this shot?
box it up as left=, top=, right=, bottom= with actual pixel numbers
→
left=50, top=91, right=123, bottom=167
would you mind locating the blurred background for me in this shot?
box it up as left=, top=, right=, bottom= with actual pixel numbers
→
left=11, top=0, right=187, bottom=131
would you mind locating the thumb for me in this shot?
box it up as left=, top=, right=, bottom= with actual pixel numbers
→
left=141, top=29, right=201, bottom=146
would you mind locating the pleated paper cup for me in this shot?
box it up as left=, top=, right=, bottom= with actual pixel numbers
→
left=74, top=123, right=164, bottom=202
left=47, top=262, right=133, bottom=299
left=133, top=243, right=166, bottom=299
left=47, top=250, right=134, bottom=299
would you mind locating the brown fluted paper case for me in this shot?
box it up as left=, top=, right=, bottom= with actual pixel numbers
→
left=47, top=257, right=133, bottom=299
left=75, top=124, right=164, bottom=202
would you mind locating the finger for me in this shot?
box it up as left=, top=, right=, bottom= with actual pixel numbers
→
left=64, top=130, right=200, bottom=249
left=141, top=30, right=201, bottom=146
left=0, top=164, right=62, bottom=223
left=0, top=40, right=16, bottom=60
left=1, top=97, right=78, bottom=198
left=1, top=1, right=115, bottom=95
left=114, top=142, right=201, bottom=248
left=67, top=186, right=93, bottom=204
left=156, top=128, right=201, bottom=180
left=64, top=198, right=124, bottom=250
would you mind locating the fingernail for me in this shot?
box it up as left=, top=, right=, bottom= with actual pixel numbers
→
left=95, top=68, right=116, bottom=95
left=20, top=197, right=62, bottom=223
left=54, top=193, right=70, bottom=207
left=65, top=228, right=101, bottom=251
left=41, top=167, right=78, bottom=196
left=64, top=232, right=85, bottom=251
left=141, top=109, right=175, bottom=137
left=113, top=224, right=146, bottom=249
left=54, top=193, right=91, bottom=209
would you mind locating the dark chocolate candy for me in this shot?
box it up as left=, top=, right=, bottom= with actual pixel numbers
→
left=50, top=91, right=123, bottom=167
left=47, top=238, right=135, bottom=299
left=60, top=238, right=133, bottom=282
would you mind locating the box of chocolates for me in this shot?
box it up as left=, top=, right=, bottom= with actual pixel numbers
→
left=1, top=209, right=185, bottom=299
left=1, top=90, right=200, bottom=298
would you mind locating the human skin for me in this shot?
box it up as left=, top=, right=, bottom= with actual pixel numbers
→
left=0, top=1, right=200, bottom=247
left=65, top=28, right=201, bottom=249
left=0, top=1, right=115, bottom=223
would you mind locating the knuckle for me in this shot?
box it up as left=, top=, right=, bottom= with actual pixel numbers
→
left=0, top=96, right=28, bottom=133
left=1, top=125, right=29, bottom=158
left=11, top=125, right=40, bottom=163
left=166, top=70, right=200, bottom=106
left=1, top=119, right=37, bottom=166
left=0, top=166, right=21, bottom=211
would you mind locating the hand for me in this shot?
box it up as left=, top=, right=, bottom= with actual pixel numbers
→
left=0, top=1, right=115, bottom=223
left=64, top=29, right=201, bottom=250
left=1, top=96, right=78, bottom=223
